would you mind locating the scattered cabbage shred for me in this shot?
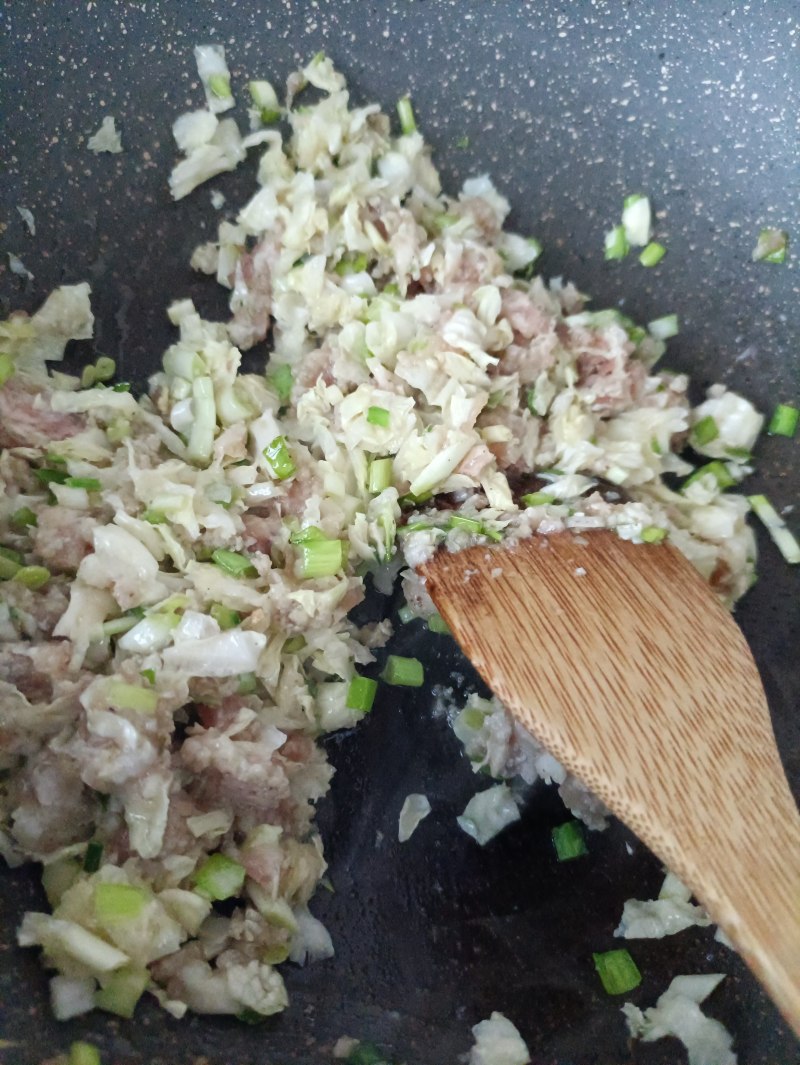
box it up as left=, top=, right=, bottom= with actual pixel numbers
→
left=87, top=116, right=123, bottom=155
left=0, top=50, right=776, bottom=1031
left=623, top=974, right=737, bottom=1065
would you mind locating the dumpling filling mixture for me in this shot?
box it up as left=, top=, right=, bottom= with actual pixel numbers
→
left=0, top=52, right=770, bottom=1034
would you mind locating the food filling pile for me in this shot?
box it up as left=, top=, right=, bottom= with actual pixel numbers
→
left=2, top=48, right=791, bottom=1061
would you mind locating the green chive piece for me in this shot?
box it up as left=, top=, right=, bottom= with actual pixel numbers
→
left=0, top=352, right=14, bottom=386
left=282, top=635, right=306, bottom=654
left=449, top=515, right=482, bottom=534
left=81, top=356, right=116, bottom=389
left=748, top=494, right=800, bottom=565
left=456, top=135, right=470, bottom=149
left=368, top=457, right=393, bottom=494
left=112, top=381, right=131, bottom=392
left=551, top=820, right=588, bottom=861
left=682, top=460, right=735, bottom=492
left=521, top=491, right=556, bottom=507
left=334, top=252, right=368, bottom=275
left=0, top=546, right=22, bottom=580
left=752, top=227, right=788, bottom=263
left=237, top=672, right=258, bottom=695
left=209, top=603, right=241, bottom=630
left=140, top=668, right=156, bottom=686
left=346, top=675, right=378, bottom=713
left=65, top=476, right=102, bottom=491
left=725, top=446, right=752, bottom=460
left=366, top=405, right=390, bottom=428
left=106, top=417, right=130, bottom=442
left=83, top=840, right=104, bottom=873
left=94, top=967, right=149, bottom=1019
left=248, top=80, right=281, bottom=123
left=346, top=1043, right=392, bottom=1065
left=380, top=655, right=424, bottom=687
left=193, top=853, right=246, bottom=901
left=35, top=467, right=69, bottom=487
left=208, top=72, right=231, bottom=99
left=211, top=548, right=259, bottom=579
left=427, top=613, right=451, bottom=635
left=69, top=1042, right=102, bottom=1065
left=142, top=509, right=167, bottom=525
left=592, top=948, right=642, bottom=995
left=267, top=363, right=294, bottom=406
left=604, top=224, right=629, bottom=261
left=648, top=314, right=679, bottom=340
left=106, top=680, right=158, bottom=714
left=263, top=435, right=296, bottom=480
left=288, top=525, right=326, bottom=544
left=13, top=565, right=50, bottom=589
left=11, top=506, right=38, bottom=529
left=298, top=538, right=345, bottom=578
left=94, top=882, right=148, bottom=924
left=768, top=403, right=798, bottom=438
left=641, top=525, right=668, bottom=544
left=639, top=241, right=666, bottom=267
left=692, top=415, right=719, bottom=447
left=396, top=95, right=417, bottom=135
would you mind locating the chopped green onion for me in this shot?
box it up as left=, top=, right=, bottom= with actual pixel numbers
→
left=106, top=417, right=130, bottom=443
left=752, top=227, right=788, bottom=264
left=748, top=494, right=800, bottom=564
left=621, top=193, right=651, bottom=247
left=551, top=820, right=587, bottom=861
left=94, top=882, right=148, bottom=923
left=112, top=381, right=131, bottom=392
left=639, top=241, right=666, bottom=267
left=13, top=565, right=50, bottom=589
left=194, top=853, right=246, bottom=901
left=651, top=437, right=663, bottom=455
left=366, top=405, right=390, bottom=427
left=346, top=1043, right=392, bottom=1065
left=101, top=615, right=140, bottom=638
left=187, top=376, right=217, bottom=466
left=396, top=95, right=417, bottom=135
left=209, top=603, right=241, bottom=630
left=94, top=967, right=149, bottom=1019
left=682, top=460, right=735, bottom=492
left=237, top=672, right=258, bottom=695
left=297, top=538, right=345, bottom=578
left=456, top=135, right=470, bottom=149
left=768, top=403, right=798, bottom=438
left=648, top=314, right=679, bottom=340
left=11, top=506, right=37, bottom=529
left=368, top=457, right=393, bottom=494
left=604, top=224, right=629, bottom=261
left=81, top=356, right=116, bottom=389
left=724, top=446, right=752, bottom=461
left=334, top=252, right=368, bottom=275
left=248, top=79, right=281, bottom=123
left=592, top=948, right=642, bottom=995
left=0, top=546, right=22, bottom=580
left=267, top=363, right=293, bottom=406
left=641, top=525, right=667, bottom=544
left=65, top=476, right=102, bottom=491
left=142, top=509, right=167, bottom=525
left=208, top=72, right=231, bottom=99
left=140, top=668, right=156, bottom=686
left=521, top=491, right=556, bottom=507
left=35, top=467, right=69, bottom=486
left=69, top=1042, right=102, bottom=1065
left=263, top=435, right=296, bottom=480
left=691, top=415, right=719, bottom=446
left=398, top=604, right=415, bottom=624
left=106, top=680, right=158, bottom=714
left=282, top=635, right=306, bottom=654
left=346, top=675, right=378, bottom=713
left=427, top=613, right=451, bottom=635
left=211, top=548, right=258, bottom=579
left=83, top=840, right=104, bottom=873
left=380, top=655, right=424, bottom=687
left=288, top=525, right=326, bottom=544
left=0, top=352, right=14, bottom=386
left=449, top=515, right=482, bottom=534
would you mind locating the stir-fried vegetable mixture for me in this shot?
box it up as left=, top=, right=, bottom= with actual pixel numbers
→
left=0, top=49, right=794, bottom=1043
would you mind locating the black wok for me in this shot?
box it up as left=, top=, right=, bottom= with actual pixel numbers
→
left=1, top=2, right=798, bottom=1062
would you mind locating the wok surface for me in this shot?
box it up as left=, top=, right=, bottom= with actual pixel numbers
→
left=0, top=2, right=798, bottom=1062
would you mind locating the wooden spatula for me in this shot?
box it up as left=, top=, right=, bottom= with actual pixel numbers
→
left=418, top=529, right=800, bottom=1037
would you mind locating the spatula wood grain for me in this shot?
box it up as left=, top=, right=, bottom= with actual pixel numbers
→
left=419, top=529, right=800, bottom=1037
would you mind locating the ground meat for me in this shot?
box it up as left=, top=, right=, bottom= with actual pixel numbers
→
left=228, top=237, right=279, bottom=350
left=33, top=506, right=96, bottom=573
left=0, top=379, right=85, bottom=449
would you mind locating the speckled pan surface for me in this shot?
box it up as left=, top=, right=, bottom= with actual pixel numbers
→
left=0, top=1, right=797, bottom=1063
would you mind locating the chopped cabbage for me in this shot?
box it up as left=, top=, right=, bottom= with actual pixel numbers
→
left=457, top=784, right=520, bottom=846
left=469, top=1011, right=531, bottom=1065
left=623, top=974, right=737, bottom=1065
left=397, top=793, right=431, bottom=842
left=87, top=116, right=123, bottom=154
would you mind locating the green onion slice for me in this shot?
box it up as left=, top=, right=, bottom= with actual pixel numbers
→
left=211, top=548, right=258, bottom=579
left=366, top=405, right=390, bottom=427
left=691, top=415, right=719, bottom=446
left=748, top=494, right=800, bottom=565
left=13, top=565, right=50, bottom=589
left=83, top=840, right=104, bottom=873
left=639, top=241, right=666, bottom=267
left=592, top=948, right=642, bottom=995
left=551, top=820, right=588, bottom=861
left=193, top=853, right=246, bottom=901
left=69, top=1042, right=103, bottom=1065
left=94, top=882, right=148, bottom=923
left=396, top=95, right=417, bottom=135
left=346, top=675, right=378, bottom=713
left=263, top=435, right=296, bottom=480
left=604, top=224, right=629, bottom=261
left=380, top=655, right=424, bottom=687
left=768, top=403, right=798, bottom=438
left=752, top=227, right=788, bottom=263
left=209, top=603, right=241, bottom=630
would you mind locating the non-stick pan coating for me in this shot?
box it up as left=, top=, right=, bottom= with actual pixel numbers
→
left=1, top=2, right=798, bottom=1062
